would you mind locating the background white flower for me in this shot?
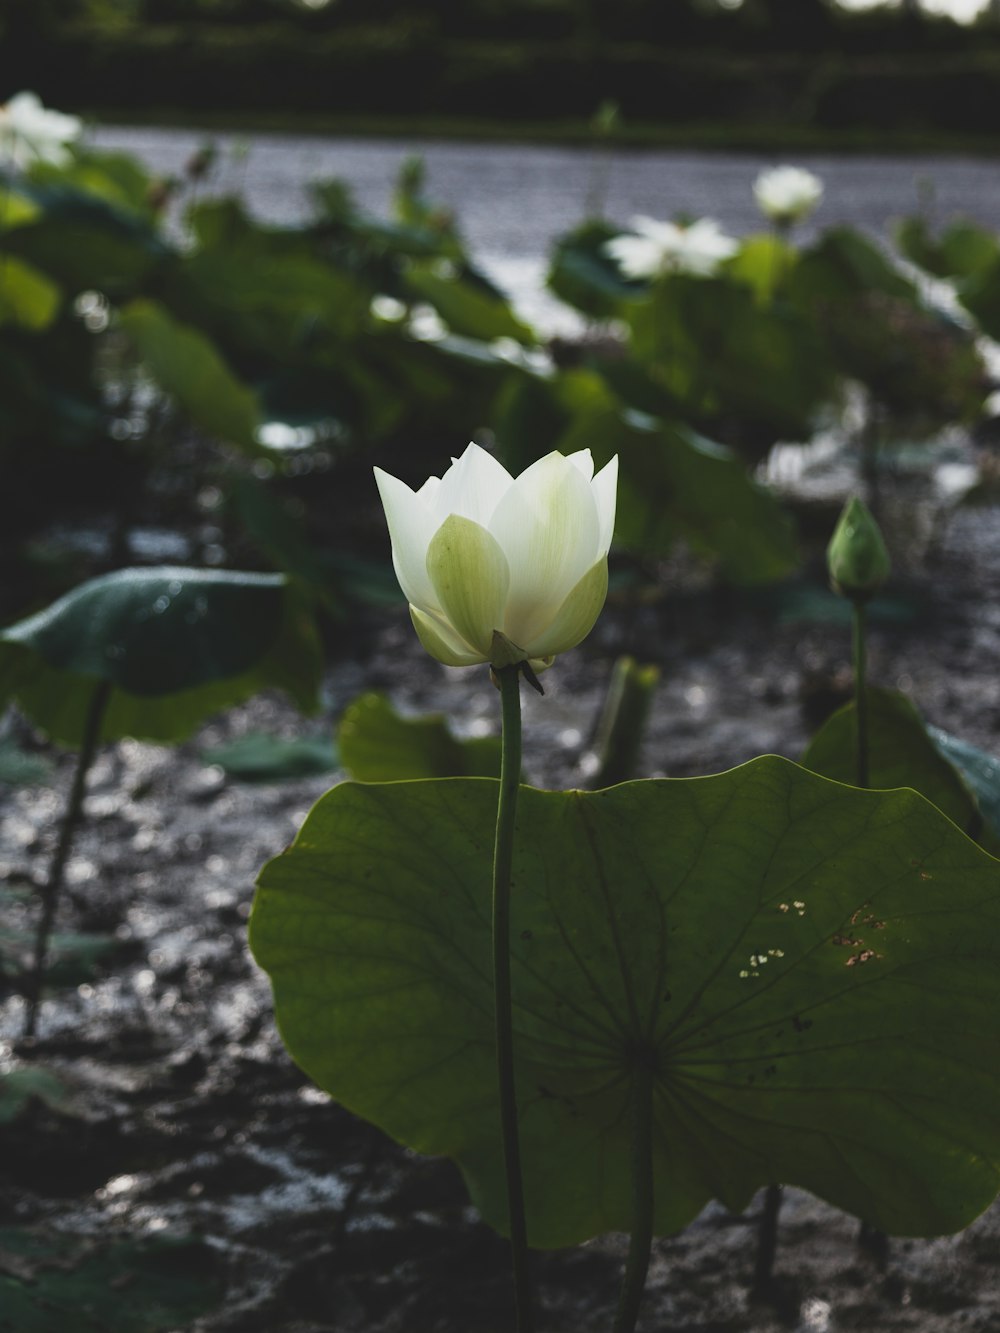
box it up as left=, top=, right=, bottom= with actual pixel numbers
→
left=0, top=92, right=82, bottom=170
left=753, top=165, right=823, bottom=226
left=375, top=443, right=617, bottom=669
left=605, top=216, right=739, bottom=279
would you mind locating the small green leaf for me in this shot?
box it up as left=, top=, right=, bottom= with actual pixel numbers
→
left=0, top=740, right=53, bottom=787
left=0, top=1230, right=222, bottom=1332
left=0, top=1068, right=68, bottom=1125
left=252, top=757, right=1000, bottom=1248
left=0, top=568, right=322, bottom=745
left=339, top=692, right=501, bottom=781
left=203, top=732, right=337, bottom=783
left=120, top=299, right=260, bottom=450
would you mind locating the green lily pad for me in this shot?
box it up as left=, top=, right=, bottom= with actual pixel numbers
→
left=120, top=299, right=260, bottom=451
left=252, top=756, right=1000, bottom=1248
left=802, top=687, right=993, bottom=848
left=0, top=1229, right=222, bottom=1332
left=203, top=732, right=337, bottom=783
left=0, top=568, right=322, bottom=746
left=339, top=692, right=501, bottom=781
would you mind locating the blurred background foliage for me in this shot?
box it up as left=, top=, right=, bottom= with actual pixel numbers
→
left=0, top=123, right=995, bottom=652
left=7, top=1, right=1000, bottom=143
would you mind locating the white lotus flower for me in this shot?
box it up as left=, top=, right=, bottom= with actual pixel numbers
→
left=753, top=165, right=823, bottom=226
left=604, top=216, right=739, bottom=279
left=0, top=92, right=81, bottom=170
left=375, top=443, right=618, bottom=670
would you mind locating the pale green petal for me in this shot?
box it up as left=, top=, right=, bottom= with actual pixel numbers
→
left=430, top=442, right=513, bottom=528
left=592, top=455, right=618, bottom=554
left=374, top=468, right=438, bottom=612
left=489, top=452, right=600, bottom=649
left=426, top=513, right=510, bottom=660
left=523, top=558, right=609, bottom=660
left=410, top=606, right=487, bottom=667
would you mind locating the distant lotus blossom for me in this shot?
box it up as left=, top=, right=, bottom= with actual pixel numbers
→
left=0, top=92, right=81, bottom=170
left=753, top=165, right=823, bottom=226
left=605, top=216, right=739, bottom=279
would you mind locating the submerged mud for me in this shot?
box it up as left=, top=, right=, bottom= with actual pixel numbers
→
left=3, top=486, right=1000, bottom=1331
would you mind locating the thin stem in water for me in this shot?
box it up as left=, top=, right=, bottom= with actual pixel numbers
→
left=492, top=664, right=534, bottom=1333
left=23, top=678, right=112, bottom=1040
left=852, top=599, right=869, bottom=789
left=612, top=1053, right=655, bottom=1333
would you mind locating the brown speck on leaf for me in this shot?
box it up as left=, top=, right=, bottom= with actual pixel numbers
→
left=832, top=933, right=863, bottom=947
left=846, top=949, right=879, bottom=967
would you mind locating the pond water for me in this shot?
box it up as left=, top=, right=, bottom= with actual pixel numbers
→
left=92, top=126, right=1000, bottom=332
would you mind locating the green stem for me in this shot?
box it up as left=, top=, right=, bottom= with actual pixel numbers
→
left=23, top=679, right=112, bottom=1041
left=493, top=665, right=534, bottom=1332
left=612, top=1053, right=655, bottom=1333
left=852, top=599, right=869, bottom=789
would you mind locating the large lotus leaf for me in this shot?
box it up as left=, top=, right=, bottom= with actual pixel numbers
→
left=3, top=188, right=169, bottom=294
left=895, top=216, right=1000, bottom=282
left=0, top=258, right=60, bottom=331
left=339, top=692, right=501, bottom=781
left=802, top=686, right=996, bottom=850
left=791, top=227, right=916, bottom=305
left=120, top=300, right=261, bottom=451
left=404, top=263, right=536, bottom=345
left=547, top=220, right=645, bottom=320
left=628, top=275, right=835, bottom=441
left=557, top=405, right=797, bottom=583
left=957, top=257, right=1000, bottom=342
left=252, top=757, right=1000, bottom=1249
left=173, top=248, right=371, bottom=351
left=0, top=568, right=322, bottom=745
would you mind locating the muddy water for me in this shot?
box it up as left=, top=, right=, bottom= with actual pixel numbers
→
left=91, top=125, right=1000, bottom=334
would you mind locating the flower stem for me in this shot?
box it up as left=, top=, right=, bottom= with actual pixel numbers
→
left=852, top=598, right=869, bottom=789
left=493, top=664, right=534, bottom=1332
left=612, top=1052, right=655, bottom=1333
left=23, top=678, right=112, bottom=1041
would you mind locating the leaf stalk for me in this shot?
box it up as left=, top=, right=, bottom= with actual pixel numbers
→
left=852, top=599, right=869, bottom=788
left=612, top=1051, right=655, bottom=1333
left=23, top=678, right=112, bottom=1040
left=493, top=664, right=534, bottom=1332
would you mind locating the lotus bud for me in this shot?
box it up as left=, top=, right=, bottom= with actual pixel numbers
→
left=375, top=443, right=618, bottom=673
left=827, top=497, right=891, bottom=600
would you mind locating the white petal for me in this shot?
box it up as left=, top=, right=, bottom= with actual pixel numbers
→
left=591, top=455, right=618, bottom=555
left=426, top=513, right=511, bottom=659
left=429, top=442, right=513, bottom=528
left=568, top=450, right=595, bottom=482
left=488, top=451, right=600, bottom=649
left=373, top=467, right=439, bottom=612
left=523, top=558, right=609, bottom=659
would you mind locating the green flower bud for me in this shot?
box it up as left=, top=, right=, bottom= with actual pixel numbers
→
left=826, top=497, right=891, bottom=600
